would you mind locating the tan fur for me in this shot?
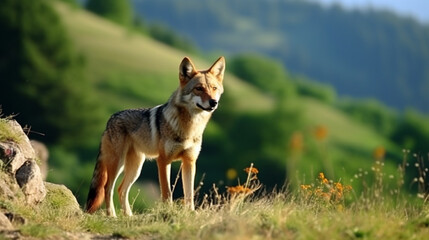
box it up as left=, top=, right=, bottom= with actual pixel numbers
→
left=85, top=57, right=225, bottom=216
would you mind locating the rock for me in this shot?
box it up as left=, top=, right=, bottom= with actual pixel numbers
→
left=0, top=212, right=13, bottom=230
left=0, top=211, right=20, bottom=239
left=44, top=182, right=82, bottom=216
left=4, top=212, right=26, bottom=225
left=0, top=120, right=47, bottom=204
left=15, top=160, right=47, bottom=204
left=0, top=120, right=36, bottom=174
left=30, top=140, right=49, bottom=180
left=0, top=230, right=20, bottom=239
left=0, top=172, right=21, bottom=201
left=0, top=180, right=14, bottom=201
left=0, top=141, right=25, bottom=174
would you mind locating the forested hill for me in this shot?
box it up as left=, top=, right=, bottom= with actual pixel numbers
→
left=133, top=0, right=429, bottom=113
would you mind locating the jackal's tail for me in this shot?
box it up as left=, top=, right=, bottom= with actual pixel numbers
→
left=85, top=151, right=108, bottom=214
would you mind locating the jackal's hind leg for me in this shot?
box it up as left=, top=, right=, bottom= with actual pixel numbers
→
left=104, top=155, right=123, bottom=217
left=118, top=147, right=145, bottom=216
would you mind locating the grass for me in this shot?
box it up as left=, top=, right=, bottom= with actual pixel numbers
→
left=4, top=183, right=429, bottom=239
left=2, top=163, right=429, bottom=239
left=0, top=116, right=25, bottom=144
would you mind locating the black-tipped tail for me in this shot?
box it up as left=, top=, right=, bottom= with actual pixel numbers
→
left=85, top=159, right=107, bottom=213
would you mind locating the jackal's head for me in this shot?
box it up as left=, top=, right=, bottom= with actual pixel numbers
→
left=178, top=56, right=225, bottom=112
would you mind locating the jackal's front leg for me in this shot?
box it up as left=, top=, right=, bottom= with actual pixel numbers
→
left=181, top=156, right=196, bottom=210
left=157, top=157, right=172, bottom=203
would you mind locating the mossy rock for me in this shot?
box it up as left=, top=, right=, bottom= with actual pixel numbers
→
left=0, top=171, right=24, bottom=202
left=42, top=182, right=82, bottom=217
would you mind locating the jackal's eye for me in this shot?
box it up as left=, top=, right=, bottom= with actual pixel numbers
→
left=195, top=87, right=204, bottom=91
left=213, top=87, right=217, bottom=90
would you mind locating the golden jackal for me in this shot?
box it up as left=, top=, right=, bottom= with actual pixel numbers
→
left=85, top=56, right=225, bottom=216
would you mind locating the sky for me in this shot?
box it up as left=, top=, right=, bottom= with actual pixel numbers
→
left=315, top=0, right=429, bottom=23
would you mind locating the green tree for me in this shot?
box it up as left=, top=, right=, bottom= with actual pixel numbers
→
left=86, top=0, right=133, bottom=27
left=58, top=0, right=79, bottom=7
left=339, top=99, right=397, bottom=136
left=391, top=111, right=429, bottom=153
left=229, top=54, right=295, bottom=97
left=295, top=78, right=337, bottom=104
left=148, top=23, right=198, bottom=53
left=0, top=0, right=102, bottom=148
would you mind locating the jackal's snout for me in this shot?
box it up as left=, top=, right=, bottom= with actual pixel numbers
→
left=197, top=98, right=218, bottom=112
left=209, top=99, right=218, bottom=108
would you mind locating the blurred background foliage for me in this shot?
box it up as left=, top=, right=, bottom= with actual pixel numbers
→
left=134, top=0, right=429, bottom=113
left=0, top=0, right=428, bottom=211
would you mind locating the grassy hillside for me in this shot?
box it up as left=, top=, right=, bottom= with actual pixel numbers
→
left=298, top=97, right=400, bottom=183
left=54, top=2, right=273, bottom=113
left=302, top=97, right=396, bottom=151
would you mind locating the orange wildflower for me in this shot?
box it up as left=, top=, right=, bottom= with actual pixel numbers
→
left=227, top=185, right=252, bottom=194
left=301, top=173, right=352, bottom=205
left=373, top=146, right=386, bottom=160
left=314, top=125, right=328, bottom=141
left=319, top=172, right=329, bottom=184
left=335, top=182, right=344, bottom=192
left=244, top=167, right=259, bottom=174
left=289, top=131, right=304, bottom=152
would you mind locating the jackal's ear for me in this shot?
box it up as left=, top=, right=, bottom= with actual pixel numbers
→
left=179, top=57, right=198, bottom=83
left=208, top=56, right=225, bottom=80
